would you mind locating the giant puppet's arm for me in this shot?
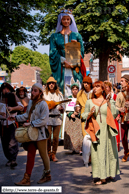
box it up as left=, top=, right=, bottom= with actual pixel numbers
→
left=49, top=33, right=62, bottom=73
left=49, top=33, right=65, bottom=93
left=77, top=33, right=84, bottom=58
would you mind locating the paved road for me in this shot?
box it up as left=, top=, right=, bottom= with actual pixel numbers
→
left=0, top=140, right=129, bottom=194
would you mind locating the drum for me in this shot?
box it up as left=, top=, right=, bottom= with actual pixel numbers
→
left=15, top=126, right=39, bottom=143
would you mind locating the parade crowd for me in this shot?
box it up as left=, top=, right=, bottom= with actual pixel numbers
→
left=0, top=9, right=129, bottom=187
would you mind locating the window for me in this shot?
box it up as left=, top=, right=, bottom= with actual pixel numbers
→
left=122, top=55, right=129, bottom=68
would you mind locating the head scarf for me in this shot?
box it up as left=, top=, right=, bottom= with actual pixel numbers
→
left=32, top=83, right=43, bottom=93
left=56, top=10, right=78, bottom=33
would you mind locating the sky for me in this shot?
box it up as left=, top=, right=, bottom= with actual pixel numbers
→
left=12, top=10, right=50, bottom=55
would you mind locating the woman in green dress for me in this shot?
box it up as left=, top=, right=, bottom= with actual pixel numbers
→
left=81, top=81, right=120, bottom=185
left=49, top=9, right=85, bottom=97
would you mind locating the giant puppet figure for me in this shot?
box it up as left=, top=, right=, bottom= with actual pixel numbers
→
left=49, top=9, right=86, bottom=97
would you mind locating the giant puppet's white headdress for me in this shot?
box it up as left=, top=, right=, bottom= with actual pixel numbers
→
left=56, top=9, right=78, bottom=33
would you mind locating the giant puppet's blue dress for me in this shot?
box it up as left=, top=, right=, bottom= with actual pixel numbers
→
left=49, top=32, right=84, bottom=96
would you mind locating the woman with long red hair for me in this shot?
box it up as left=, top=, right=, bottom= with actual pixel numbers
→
left=82, top=81, right=120, bottom=185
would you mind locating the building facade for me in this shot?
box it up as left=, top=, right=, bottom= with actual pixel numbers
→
left=116, top=55, right=129, bottom=83
left=83, top=54, right=129, bottom=83
left=11, top=63, right=42, bottom=88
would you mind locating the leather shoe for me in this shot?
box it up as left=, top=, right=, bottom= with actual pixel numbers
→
left=37, top=170, right=51, bottom=184
left=122, top=154, right=128, bottom=162
left=10, top=161, right=17, bottom=167
left=51, top=154, right=58, bottom=162
left=15, top=173, right=30, bottom=186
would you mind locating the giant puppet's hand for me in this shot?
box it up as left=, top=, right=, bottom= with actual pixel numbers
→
left=64, top=39, right=78, bottom=69
left=64, top=60, right=73, bottom=69
left=71, top=40, right=77, bottom=43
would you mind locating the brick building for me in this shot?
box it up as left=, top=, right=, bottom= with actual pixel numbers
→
left=115, top=55, right=129, bottom=83
left=83, top=53, right=99, bottom=81
left=83, top=54, right=129, bottom=83
left=83, top=53, right=91, bottom=67
left=11, top=63, right=42, bottom=88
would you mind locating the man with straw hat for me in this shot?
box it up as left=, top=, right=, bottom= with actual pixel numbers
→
left=44, top=77, right=65, bottom=162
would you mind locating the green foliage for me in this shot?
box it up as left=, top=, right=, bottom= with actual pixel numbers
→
left=38, top=0, right=129, bottom=80
left=0, top=0, right=46, bottom=71
left=1, top=0, right=129, bottom=79
left=32, top=51, right=51, bottom=84
left=12, top=46, right=33, bottom=66
left=11, top=46, right=51, bottom=84
left=1, top=64, right=8, bottom=71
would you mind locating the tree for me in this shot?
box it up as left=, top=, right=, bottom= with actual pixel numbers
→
left=11, top=46, right=33, bottom=66
left=39, top=0, right=129, bottom=80
left=11, top=46, right=51, bottom=83
left=0, top=0, right=46, bottom=71
left=32, top=51, right=51, bottom=84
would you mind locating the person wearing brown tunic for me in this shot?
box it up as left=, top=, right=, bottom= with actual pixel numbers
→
left=76, top=76, right=93, bottom=137
left=64, top=82, right=83, bottom=153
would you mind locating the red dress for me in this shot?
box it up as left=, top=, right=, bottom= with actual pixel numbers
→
left=113, top=93, right=120, bottom=152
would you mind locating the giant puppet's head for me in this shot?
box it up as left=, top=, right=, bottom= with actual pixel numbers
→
left=56, top=9, right=78, bottom=33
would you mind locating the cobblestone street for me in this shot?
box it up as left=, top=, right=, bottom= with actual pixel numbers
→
left=0, top=140, right=129, bottom=194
